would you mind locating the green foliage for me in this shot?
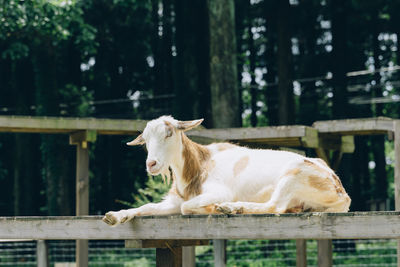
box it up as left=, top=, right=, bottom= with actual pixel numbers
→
left=385, top=140, right=395, bottom=205
left=118, top=175, right=170, bottom=208
left=0, top=0, right=97, bottom=58
left=59, top=84, right=93, bottom=116
left=123, top=257, right=153, bottom=267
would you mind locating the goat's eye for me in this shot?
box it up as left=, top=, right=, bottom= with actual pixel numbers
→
left=166, top=129, right=173, bottom=138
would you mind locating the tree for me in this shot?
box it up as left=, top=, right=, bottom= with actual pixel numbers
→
left=297, top=0, right=323, bottom=125
left=208, top=0, right=240, bottom=128
left=276, top=0, right=295, bottom=125
left=174, top=0, right=211, bottom=124
left=247, top=0, right=258, bottom=127
left=331, top=0, right=348, bottom=119
left=262, top=0, right=279, bottom=126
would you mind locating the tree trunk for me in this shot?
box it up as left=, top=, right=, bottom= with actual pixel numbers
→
left=247, top=1, right=257, bottom=127
left=396, top=29, right=400, bottom=115
left=298, top=0, right=319, bottom=125
left=331, top=0, right=348, bottom=119
left=175, top=0, right=210, bottom=124
left=263, top=3, right=278, bottom=126
left=371, top=12, right=387, bottom=203
left=208, top=0, right=240, bottom=128
left=33, top=46, right=62, bottom=215
left=11, top=57, right=38, bottom=215
left=351, top=137, right=370, bottom=211
left=276, top=0, right=294, bottom=125
left=235, top=0, right=246, bottom=127
left=162, top=0, right=174, bottom=95
left=151, top=0, right=163, bottom=95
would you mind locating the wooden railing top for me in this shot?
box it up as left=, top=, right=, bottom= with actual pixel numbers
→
left=0, top=115, right=319, bottom=147
left=1, top=212, right=400, bottom=240
left=188, top=125, right=318, bottom=148
left=0, top=116, right=396, bottom=148
left=0, top=115, right=147, bottom=135
left=313, top=117, right=394, bottom=135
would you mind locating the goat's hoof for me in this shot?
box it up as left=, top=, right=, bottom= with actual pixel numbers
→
left=102, top=211, right=130, bottom=226
left=215, top=204, right=243, bottom=215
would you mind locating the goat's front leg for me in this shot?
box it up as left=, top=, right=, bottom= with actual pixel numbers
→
left=103, top=194, right=183, bottom=226
left=180, top=190, right=234, bottom=215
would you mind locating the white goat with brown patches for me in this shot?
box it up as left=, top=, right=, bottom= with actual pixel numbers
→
left=103, top=116, right=351, bottom=226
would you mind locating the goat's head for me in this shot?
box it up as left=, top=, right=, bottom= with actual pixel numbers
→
left=127, top=116, right=203, bottom=176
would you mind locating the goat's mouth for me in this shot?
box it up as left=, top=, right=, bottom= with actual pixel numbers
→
left=147, top=165, right=163, bottom=176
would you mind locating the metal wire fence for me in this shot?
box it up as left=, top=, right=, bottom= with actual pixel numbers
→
left=0, top=239, right=397, bottom=266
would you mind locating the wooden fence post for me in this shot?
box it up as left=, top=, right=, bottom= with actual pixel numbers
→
left=394, top=120, right=400, bottom=267
left=36, top=240, right=48, bottom=267
left=296, top=239, right=307, bottom=267
left=182, top=246, right=195, bottom=267
left=317, top=240, right=332, bottom=267
left=214, top=239, right=227, bottom=267
left=70, top=130, right=96, bottom=267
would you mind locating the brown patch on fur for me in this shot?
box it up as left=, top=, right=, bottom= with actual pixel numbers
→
left=233, top=156, right=249, bottom=177
left=308, top=175, right=333, bottom=191
left=331, top=173, right=346, bottom=194
left=285, top=204, right=304, bottom=213
left=304, top=159, right=314, bottom=165
left=304, top=159, right=331, bottom=176
left=305, top=159, right=347, bottom=195
left=181, top=133, right=211, bottom=200
left=284, top=168, right=301, bottom=177
left=204, top=204, right=217, bottom=214
left=216, top=143, right=236, bottom=151
left=323, top=198, right=337, bottom=204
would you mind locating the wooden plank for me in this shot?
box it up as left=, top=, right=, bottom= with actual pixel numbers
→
left=0, top=115, right=146, bottom=135
left=2, top=212, right=400, bottom=240
left=237, top=137, right=303, bottom=148
left=313, top=117, right=394, bottom=135
left=394, top=120, right=400, bottom=267
left=296, top=240, right=307, bottom=267
left=76, top=240, right=88, bottom=267
left=189, top=126, right=318, bottom=148
left=69, top=130, right=97, bottom=146
left=125, top=239, right=209, bottom=248
left=317, top=240, right=332, bottom=267
left=182, top=246, right=195, bottom=267
left=74, top=140, right=90, bottom=267
left=213, top=240, right=226, bottom=267
left=75, top=144, right=89, bottom=219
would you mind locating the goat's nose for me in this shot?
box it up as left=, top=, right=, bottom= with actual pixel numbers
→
left=147, top=160, right=157, bottom=169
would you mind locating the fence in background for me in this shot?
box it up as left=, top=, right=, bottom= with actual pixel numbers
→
left=0, top=239, right=397, bottom=267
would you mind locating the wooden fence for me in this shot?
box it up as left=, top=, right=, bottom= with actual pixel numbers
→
left=1, top=212, right=400, bottom=267
left=0, top=116, right=399, bottom=267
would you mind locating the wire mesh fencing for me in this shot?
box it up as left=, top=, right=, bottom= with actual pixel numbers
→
left=0, top=239, right=398, bottom=266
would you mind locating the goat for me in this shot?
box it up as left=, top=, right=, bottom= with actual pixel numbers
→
left=103, top=116, right=351, bottom=226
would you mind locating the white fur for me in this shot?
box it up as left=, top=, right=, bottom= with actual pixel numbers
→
left=103, top=116, right=351, bottom=226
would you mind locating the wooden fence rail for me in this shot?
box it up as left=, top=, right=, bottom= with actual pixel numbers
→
left=1, top=212, right=400, bottom=240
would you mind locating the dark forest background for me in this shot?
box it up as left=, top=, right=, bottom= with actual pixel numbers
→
left=0, top=0, right=399, bottom=216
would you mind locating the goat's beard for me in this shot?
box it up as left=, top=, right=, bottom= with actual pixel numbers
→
left=160, top=166, right=173, bottom=185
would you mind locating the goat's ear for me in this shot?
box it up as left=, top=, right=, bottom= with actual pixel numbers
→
left=177, top=119, right=204, bottom=131
left=127, top=134, right=145, bottom=146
